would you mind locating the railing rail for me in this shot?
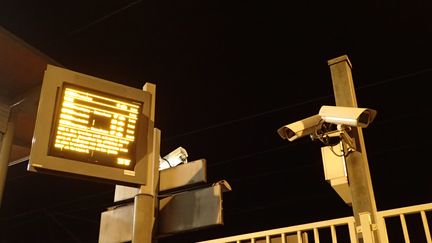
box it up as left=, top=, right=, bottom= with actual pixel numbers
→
left=199, top=202, right=432, bottom=243
left=197, top=216, right=357, bottom=243
left=376, top=202, right=432, bottom=243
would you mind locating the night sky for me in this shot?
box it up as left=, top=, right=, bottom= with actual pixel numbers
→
left=1, top=1, right=432, bottom=242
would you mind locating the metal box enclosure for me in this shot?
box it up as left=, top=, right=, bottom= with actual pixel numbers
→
left=321, top=143, right=347, bottom=181
left=321, top=143, right=352, bottom=204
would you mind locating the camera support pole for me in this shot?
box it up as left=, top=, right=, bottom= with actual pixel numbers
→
left=328, top=55, right=380, bottom=243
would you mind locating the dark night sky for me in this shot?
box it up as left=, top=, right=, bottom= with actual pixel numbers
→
left=1, top=1, right=432, bottom=242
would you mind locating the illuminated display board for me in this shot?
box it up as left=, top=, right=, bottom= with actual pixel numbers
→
left=28, top=65, right=154, bottom=186
left=50, top=85, right=141, bottom=169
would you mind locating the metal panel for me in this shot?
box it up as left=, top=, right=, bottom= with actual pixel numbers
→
left=321, top=144, right=347, bottom=180
left=114, top=159, right=208, bottom=202
left=159, top=159, right=207, bottom=193
left=321, top=144, right=352, bottom=205
left=158, top=183, right=224, bottom=235
left=114, top=184, right=139, bottom=203
left=99, top=204, right=134, bottom=243
left=100, top=182, right=230, bottom=241
left=329, top=177, right=352, bottom=205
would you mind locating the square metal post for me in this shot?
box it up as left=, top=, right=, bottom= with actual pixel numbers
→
left=328, top=55, right=379, bottom=242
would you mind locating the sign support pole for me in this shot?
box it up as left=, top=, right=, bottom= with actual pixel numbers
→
left=328, top=55, right=379, bottom=242
left=132, top=128, right=160, bottom=243
left=132, top=83, right=159, bottom=243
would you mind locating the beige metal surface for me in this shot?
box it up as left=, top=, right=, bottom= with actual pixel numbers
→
left=99, top=204, right=134, bottom=243
left=131, top=83, right=159, bottom=243
left=114, top=159, right=208, bottom=202
left=359, top=212, right=375, bottom=243
left=99, top=182, right=230, bottom=241
left=198, top=216, right=357, bottom=243
left=376, top=202, right=432, bottom=243
left=421, top=211, right=432, bottom=243
left=329, top=177, right=352, bottom=205
left=321, top=143, right=352, bottom=205
left=321, top=144, right=347, bottom=180
left=199, top=201, right=432, bottom=243
left=159, top=158, right=207, bottom=192
left=327, top=55, right=379, bottom=242
left=132, top=127, right=160, bottom=243
left=114, top=184, right=140, bottom=203
left=158, top=183, right=225, bottom=236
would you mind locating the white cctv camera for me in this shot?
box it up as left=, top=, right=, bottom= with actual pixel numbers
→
left=277, top=114, right=323, bottom=141
left=278, top=105, right=377, bottom=142
left=159, top=147, right=188, bottom=170
left=319, top=105, right=377, bottom=128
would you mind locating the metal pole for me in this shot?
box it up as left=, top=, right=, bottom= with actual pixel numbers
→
left=0, top=121, right=15, bottom=207
left=132, top=128, right=160, bottom=243
left=328, top=55, right=379, bottom=242
left=132, top=82, right=159, bottom=243
left=132, top=190, right=156, bottom=243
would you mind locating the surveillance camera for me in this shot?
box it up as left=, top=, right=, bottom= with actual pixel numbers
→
left=277, top=114, right=322, bottom=141
left=319, top=105, right=377, bottom=128
left=159, top=147, right=188, bottom=170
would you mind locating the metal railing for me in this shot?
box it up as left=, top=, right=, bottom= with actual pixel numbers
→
left=199, top=202, right=432, bottom=243
left=197, top=216, right=357, bottom=243
left=376, top=202, right=432, bottom=243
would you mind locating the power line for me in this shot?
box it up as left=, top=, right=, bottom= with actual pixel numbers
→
left=68, top=0, right=143, bottom=36
left=162, top=94, right=333, bottom=142
left=356, top=66, right=432, bottom=91
left=207, top=144, right=303, bottom=168
left=162, top=67, right=432, bottom=143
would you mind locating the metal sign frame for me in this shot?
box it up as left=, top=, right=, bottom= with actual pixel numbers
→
left=28, top=65, right=154, bottom=186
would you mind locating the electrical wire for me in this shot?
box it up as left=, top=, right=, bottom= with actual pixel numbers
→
left=68, top=0, right=143, bottom=36
left=356, top=66, right=432, bottom=91
left=162, top=66, right=432, bottom=143
left=163, top=94, right=333, bottom=142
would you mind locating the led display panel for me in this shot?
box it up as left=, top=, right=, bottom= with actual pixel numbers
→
left=28, top=65, right=154, bottom=186
left=50, top=85, right=141, bottom=169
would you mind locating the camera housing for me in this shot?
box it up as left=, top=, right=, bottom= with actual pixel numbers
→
left=278, top=105, right=377, bottom=142
left=277, top=114, right=322, bottom=141
left=319, top=105, right=377, bottom=128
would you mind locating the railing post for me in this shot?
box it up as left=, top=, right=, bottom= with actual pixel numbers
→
left=359, top=212, right=375, bottom=243
left=375, top=213, right=389, bottom=243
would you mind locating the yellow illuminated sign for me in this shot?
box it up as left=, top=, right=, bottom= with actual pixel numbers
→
left=49, top=85, right=142, bottom=169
